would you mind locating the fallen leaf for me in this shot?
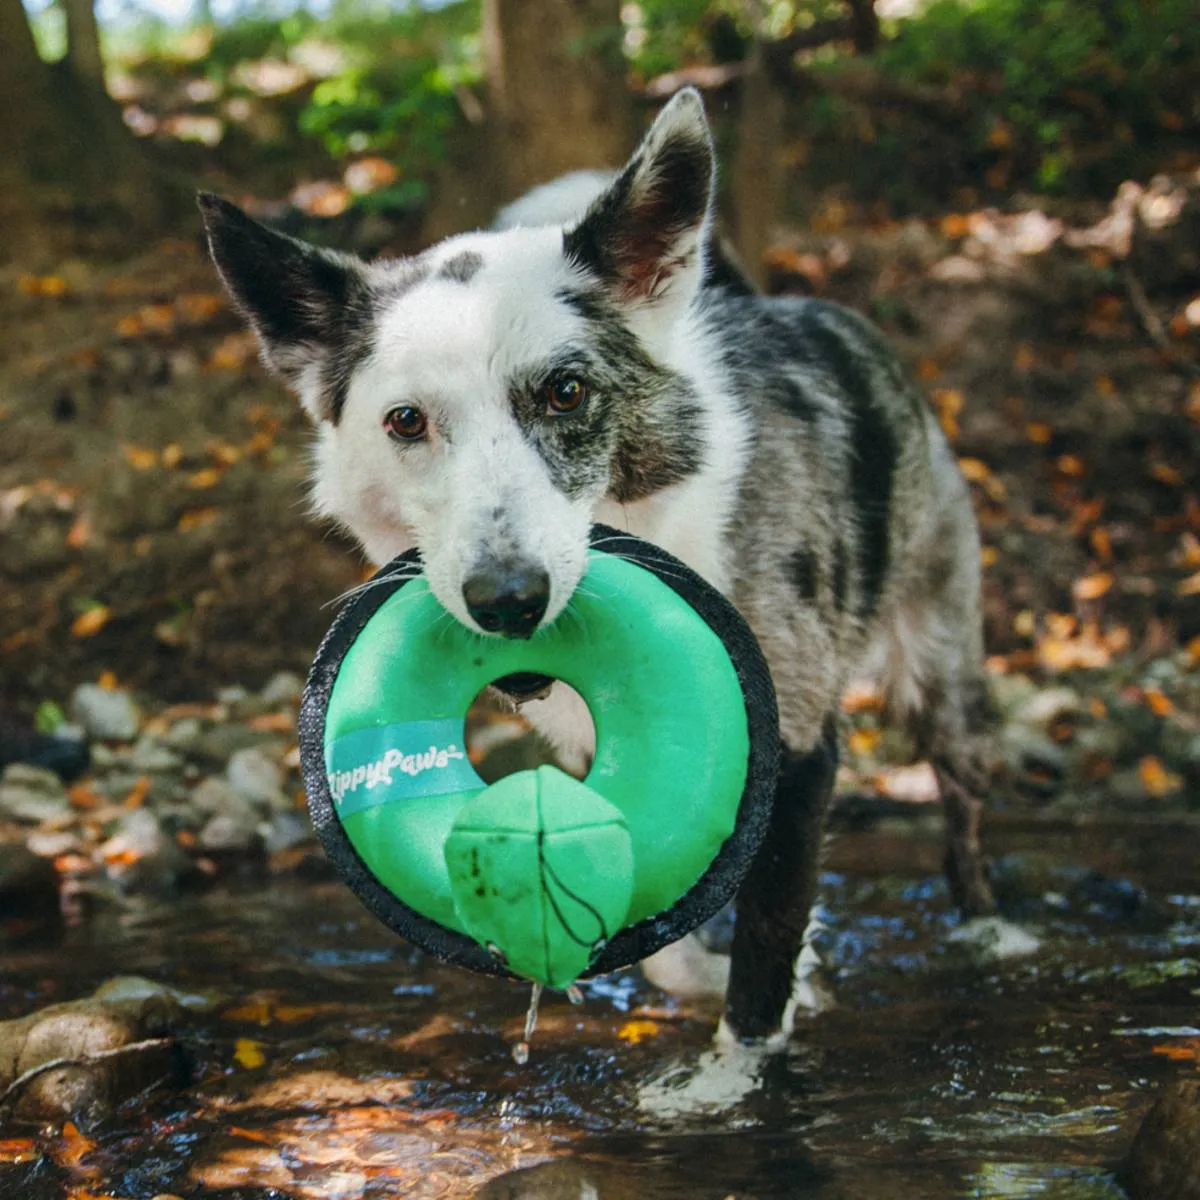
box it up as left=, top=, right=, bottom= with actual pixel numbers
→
left=1056, top=454, right=1086, bottom=477
left=124, top=776, right=151, bottom=809
left=840, top=684, right=884, bottom=714
left=98, top=669, right=119, bottom=690
left=1073, top=572, right=1114, bottom=601
left=1140, top=756, right=1183, bottom=798
left=161, top=443, right=183, bottom=469
left=66, top=515, right=92, bottom=548
left=224, top=999, right=274, bottom=1025
left=56, top=1122, right=97, bottom=1169
left=1186, top=634, right=1200, bottom=664
left=1094, top=375, right=1116, bottom=396
left=957, top=457, right=1007, bottom=501
left=175, top=291, right=224, bottom=323
left=1151, top=462, right=1184, bottom=487
left=939, top=213, right=971, bottom=238
left=122, top=444, right=158, bottom=471
left=1013, top=344, right=1036, bottom=371
left=1143, top=688, right=1174, bottom=717
left=1179, top=571, right=1200, bottom=597
left=0, top=1139, right=39, bottom=1165
left=980, top=545, right=998, bottom=568
left=177, top=507, right=219, bottom=532
left=916, top=358, right=941, bottom=382
left=234, top=1038, right=268, bottom=1069
left=1090, top=527, right=1113, bottom=560
left=248, top=712, right=295, bottom=734
left=1026, top=421, right=1053, bottom=444
left=617, top=1019, right=661, bottom=1045
left=71, top=606, right=111, bottom=638
left=848, top=728, right=881, bottom=756
left=188, top=467, right=224, bottom=490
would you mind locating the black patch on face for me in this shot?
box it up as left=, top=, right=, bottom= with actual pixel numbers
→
left=437, top=250, right=483, bottom=284
left=788, top=546, right=818, bottom=602
left=831, top=539, right=849, bottom=612
left=800, top=308, right=897, bottom=620
left=505, top=288, right=705, bottom=502
left=200, top=193, right=395, bottom=425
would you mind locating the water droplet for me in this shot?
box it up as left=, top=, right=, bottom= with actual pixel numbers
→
left=511, top=982, right=542, bottom=1065
left=566, top=984, right=584, bottom=1006
left=512, top=1040, right=529, bottom=1065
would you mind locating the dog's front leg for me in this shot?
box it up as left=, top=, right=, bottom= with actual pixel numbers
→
left=723, top=715, right=838, bottom=1046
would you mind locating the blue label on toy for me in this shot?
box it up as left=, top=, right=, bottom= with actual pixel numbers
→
left=326, top=720, right=480, bottom=818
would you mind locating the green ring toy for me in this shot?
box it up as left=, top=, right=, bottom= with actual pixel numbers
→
left=299, top=525, right=780, bottom=989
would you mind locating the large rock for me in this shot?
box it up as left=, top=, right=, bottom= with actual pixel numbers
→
left=0, top=977, right=187, bottom=1126
left=70, top=684, right=141, bottom=741
left=1125, top=1079, right=1200, bottom=1200
left=0, top=763, right=72, bottom=824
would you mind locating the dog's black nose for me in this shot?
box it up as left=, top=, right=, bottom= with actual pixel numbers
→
left=463, top=565, right=550, bottom=638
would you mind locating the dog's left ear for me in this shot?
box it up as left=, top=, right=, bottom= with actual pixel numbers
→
left=198, top=193, right=371, bottom=422
left=564, top=88, right=714, bottom=322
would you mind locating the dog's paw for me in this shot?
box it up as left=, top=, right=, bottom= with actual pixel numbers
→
left=636, top=1038, right=770, bottom=1121
left=640, top=933, right=730, bottom=998
left=947, top=914, right=1041, bottom=961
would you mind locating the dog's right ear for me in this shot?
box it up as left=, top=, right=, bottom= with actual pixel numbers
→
left=198, top=194, right=370, bottom=420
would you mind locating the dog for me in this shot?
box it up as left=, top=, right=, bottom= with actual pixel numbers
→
left=200, top=87, right=997, bottom=1047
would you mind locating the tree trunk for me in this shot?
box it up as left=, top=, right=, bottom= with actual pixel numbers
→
left=730, top=40, right=787, bottom=290
left=482, top=0, right=636, bottom=202
left=63, top=0, right=106, bottom=87
left=0, top=0, right=177, bottom=258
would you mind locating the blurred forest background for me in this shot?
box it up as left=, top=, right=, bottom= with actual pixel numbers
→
left=2, top=0, right=1199, bottom=813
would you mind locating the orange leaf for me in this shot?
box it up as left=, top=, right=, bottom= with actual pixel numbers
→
left=617, top=1019, right=661, bottom=1045
left=958, top=457, right=1007, bottom=501
left=124, top=776, right=151, bottom=809
left=57, top=1122, right=97, bottom=1169
left=207, top=441, right=243, bottom=467
left=248, top=712, right=295, bottom=733
left=0, top=1138, right=39, bottom=1164
left=98, top=669, right=119, bottom=690
left=1088, top=697, right=1108, bottom=719
left=1073, top=572, right=1113, bottom=601
left=71, top=606, right=111, bottom=638
left=938, top=213, right=971, bottom=238
left=234, top=1038, right=267, bottom=1069
left=122, top=444, right=158, bottom=471
left=175, top=291, right=225, bottom=323
left=1089, top=527, right=1113, bottom=560
left=177, top=507, right=219, bottom=532
left=1179, top=571, right=1200, bottom=597
left=1094, top=375, right=1116, bottom=396
left=1013, top=344, right=1036, bottom=371
left=1186, top=634, right=1200, bottom=664
left=207, top=331, right=258, bottom=370
left=1143, top=688, right=1174, bottom=718
left=115, top=313, right=145, bottom=338
left=188, top=467, right=223, bottom=490
left=848, top=728, right=881, bottom=756
left=139, top=303, right=176, bottom=334
left=223, top=999, right=274, bottom=1025
left=1025, top=421, right=1053, bottom=444
left=1056, top=454, right=1086, bottom=477
left=1151, top=462, right=1183, bottom=487
left=161, top=443, right=183, bottom=469
left=1140, top=756, right=1182, bottom=798
left=66, top=515, right=92, bottom=548
left=916, top=358, right=941, bottom=382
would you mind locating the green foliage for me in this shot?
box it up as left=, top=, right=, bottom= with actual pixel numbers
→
left=870, top=0, right=1200, bottom=194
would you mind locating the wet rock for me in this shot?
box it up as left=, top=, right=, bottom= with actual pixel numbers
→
left=189, top=722, right=266, bottom=766
left=1125, top=1079, right=1200, bottom=1200
left=0, top=976, right=186, bottom=1126
left=0, top=844, right=60, bottom=920
left=0, top=763, right=72, bottom=824
left=227, top=746, right=289, bottom=811
left=474, top=1159, right=641, bottom=1199
left=70, top=684, right=141, bottom=741
left=261, top=670, right=304, bottom=708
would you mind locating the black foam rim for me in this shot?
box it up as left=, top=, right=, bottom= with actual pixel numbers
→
left=299, top=524, right=780, bottom=982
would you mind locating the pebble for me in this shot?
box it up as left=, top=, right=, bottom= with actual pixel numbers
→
left=1011, top=686, right=1081, bottom=728
left=130, top=734, right=184, bottom=774
left=191, top=776, right=252, bottom=818
left=227, top=746, right=289, bottom=811
left=263, top=810, right=312, bottom=855
left=0, top=763, right=72, bottom=824
left=70, top=684, right=141, bottom=741
left=261, top=670, right=304, bottom=707
left=199, top=811, right=261, bottom=853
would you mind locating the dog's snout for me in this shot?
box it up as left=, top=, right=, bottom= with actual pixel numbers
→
left=462, top=563, right=550, bottom=638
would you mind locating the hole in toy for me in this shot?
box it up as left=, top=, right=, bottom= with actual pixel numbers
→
left=465, top=678, right=595, bottom=785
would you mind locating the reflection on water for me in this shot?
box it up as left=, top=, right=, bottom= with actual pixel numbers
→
left=2, top=821, right=1198, bottom=1197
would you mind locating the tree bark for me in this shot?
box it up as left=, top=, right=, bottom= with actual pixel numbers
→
left=0, top=0, right=177, bottom=258
left=730, top=40, right=787, bottom=290
left=482, top=0, right=636, bottom=202
left=63, top=0, right=105, bottom=88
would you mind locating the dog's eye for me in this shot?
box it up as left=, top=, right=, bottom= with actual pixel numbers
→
left=545, top=376, right=588, bottom=415
left=384, top=406, right=428, bottom=442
